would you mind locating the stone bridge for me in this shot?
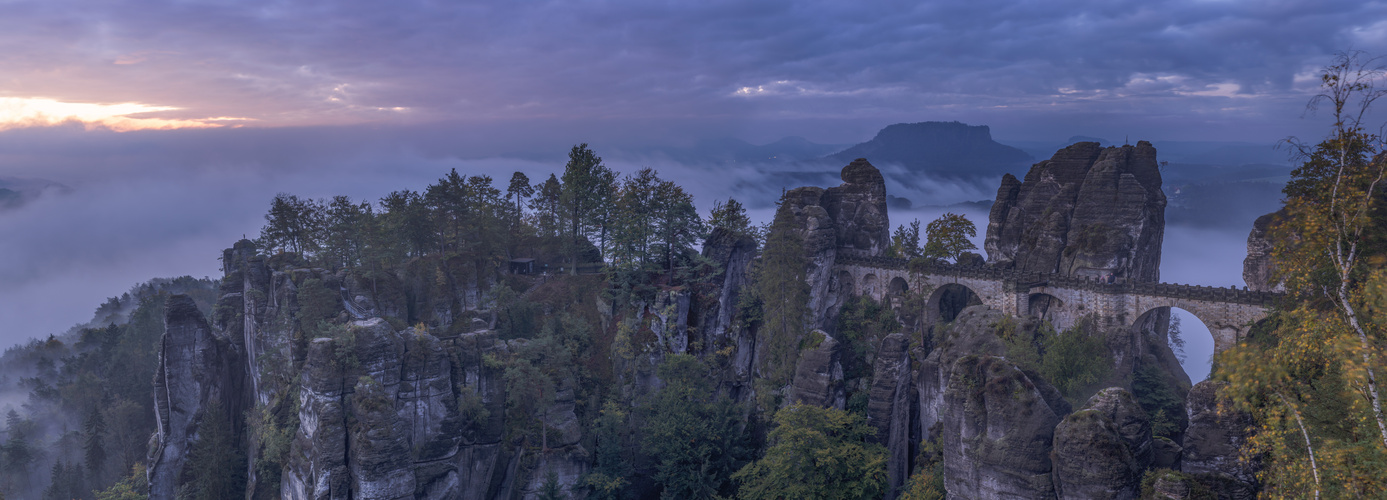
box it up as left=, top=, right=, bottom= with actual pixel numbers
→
left=831, top=255, right=1281, bottom=353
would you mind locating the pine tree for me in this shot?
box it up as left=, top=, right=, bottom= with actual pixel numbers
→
left=559, top=144, right=615, bottom=271
left=754, top=197, right=811, bottom=384
left=507, top=171, right=535, bottom=221
left=84, top=406, right=107, bottom=484
left=180, top=401, right=246, bottom=500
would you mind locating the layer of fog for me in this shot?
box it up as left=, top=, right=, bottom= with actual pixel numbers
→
left=1, top=133, right=1263, bottom=387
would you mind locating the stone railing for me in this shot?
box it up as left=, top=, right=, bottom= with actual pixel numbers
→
left=835, top=254, right=1281, bottom=306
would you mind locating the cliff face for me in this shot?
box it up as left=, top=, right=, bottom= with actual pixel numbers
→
left=1243, top=209, right=1286, bottom=292
left=154, top=241, right=589, bottom=500
left=782, top=158, right=891, bottom=330
left=142, top=140, right=1269, bottom=498
left=986, top=141, right=1166, bottom=283
left=148, top=295, right=246, bottom=498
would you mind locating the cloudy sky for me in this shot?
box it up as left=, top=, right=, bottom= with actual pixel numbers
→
left=1, top=0, right=1380, bottom=142
left=0, top=0, right=1382, bottom=376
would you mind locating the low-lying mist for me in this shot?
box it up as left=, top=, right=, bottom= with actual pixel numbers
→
left=0, top=131, right=1269, bottom=387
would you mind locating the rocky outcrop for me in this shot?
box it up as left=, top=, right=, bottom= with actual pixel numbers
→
left=1182, top=381, right=1258, bottom=499
left=149, top=294, right=246, bottom=498
left=918, top=306, right=1025, bottom=437
left=790, top=331, right=845, bottom=409
left=986, top=141, right=1166, bottom=283
left=1243, top=209, right=1286, bottom=292
left=867, top=333, right=916, bottom=498
left=699, top=227, right=758, bottom=351
left=281, top=319, right=532, bottom=500
left=781, top=159, right=891, bottom=330
left=1052, top=388, right=1152, bottom=500
left=941, top=354, right=1062, bottom=498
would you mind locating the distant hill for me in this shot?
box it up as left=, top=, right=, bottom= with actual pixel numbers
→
left=0, top=176, right=70, bottom=210
left=825, top=121, right=1033, bottom=178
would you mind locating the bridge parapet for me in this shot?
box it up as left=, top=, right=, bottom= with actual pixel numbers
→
left=834, top=254, right=1282, bottom=306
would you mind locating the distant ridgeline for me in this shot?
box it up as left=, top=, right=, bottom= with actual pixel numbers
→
left=3, top=140, right=1280, bottom=499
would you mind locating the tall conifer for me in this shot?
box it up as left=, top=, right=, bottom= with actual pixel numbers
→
left=754, top=197, right=810, bottom=383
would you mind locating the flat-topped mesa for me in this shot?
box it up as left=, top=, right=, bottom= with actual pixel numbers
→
left=985, top=141, right=1166, bottom=283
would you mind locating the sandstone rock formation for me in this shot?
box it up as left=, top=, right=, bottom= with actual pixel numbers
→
left=986, top=141, right=1166, bottom=283
left=868, top=333, right=916, bottom=498
left=1183, top=380, right=1259, bottom=499
left=790, top=331, right=845, bottom=409
left=149, top=294, right=245, bottom=499
left=781, top=158, right=890, bottom=329
left=1052, top=388, right=1152, bottom=500
left=1243, top=209, right=1286, bottom=293
left=941, top=354, right=1062, bottom=498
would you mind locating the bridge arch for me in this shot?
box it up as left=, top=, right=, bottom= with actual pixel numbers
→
left=1027, top=293, right=1070, bottom=328
left=862, top=274, right=879, bottom=299
left=1129, top=299, right=1270, bottom=356
left=929, top=283, right=982, bottom=323
left=889, top=276, right=909, bottom=296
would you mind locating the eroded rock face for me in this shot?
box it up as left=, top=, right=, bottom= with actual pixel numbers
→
left=986, top=141, right=1166, bottom=283
left=918, top=306, right=1016, bottom=437
left=941, top=354, right=1061, bottom=498
left=781, top=159, right=891, bottom=330
left=149, top=294, right=245, bottom=499
left=1244, top=209, right=1286, bottom=293
left=790, top=331, right=845, bottom=409
left=825, top=158, right=892, bottom=258
left=868, top=333, right=916, bottom=498
left=279, top=318, right=538, bottom=500
left=1183, top=381, right=1258, bottom=499
left=1052, top=388, right=1152, bottom=500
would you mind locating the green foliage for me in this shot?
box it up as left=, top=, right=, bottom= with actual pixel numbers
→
left=1138, top=469, right=1216, bottom=500
left=94, top=464, right=148, bottom=500
left=249, top=390, right=299, bottom=495
left=641, top=355, right=750, bottom=500
left=538, top=470, right=566, bottom=500
left=926, top=212, right=981, bottom=263
left=834, top=295, right=902, bottom=382
left=733, top=404, right=888, bottom=500
left=583, top=400, right=632, bottom=500
left=1132, top=364, right=1186, bottom=439
left=259, top=193, right=320, bottom=254
left=560, top=144, right=617, bottom=269
left=1038, top=319, right=1112, bottom=401
left=325, top=323, right=359, bottom=370
left=897, top=459, right=945, bottom=500
left=296, top=277, right=340, bottom=338
left=707, top=197, right=752, bottom=236
left=457, top=385, right=490, bottom=430
left=84, top=406, right=107, bottom=483
left=607, top=167, right=706, bottom=276
left=991, top=317, right=1111, bottom=402
left=754, top=198, right=812, bottom=385
left=922, top=212, right=977, bottom=263
left=889, top=219, right=922, bottom=259
left=1218, top=52, right=1387, bottom=496
left=997, top=315, right=1043, bottom=371
left=43, top=460, right=86, bottom=500
left=179, top=401, right=246, bottom=500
